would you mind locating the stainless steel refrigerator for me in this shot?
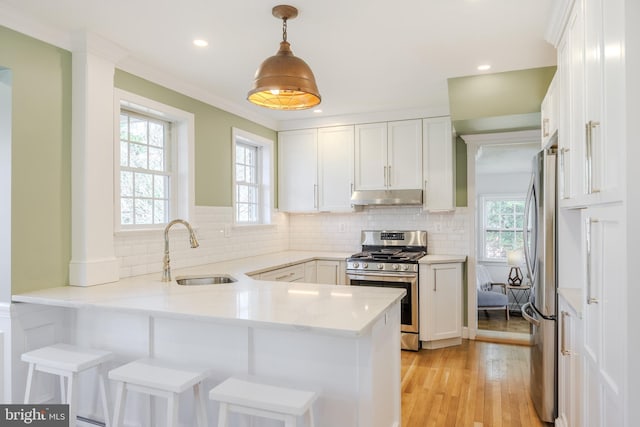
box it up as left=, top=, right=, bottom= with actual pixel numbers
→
left=522, top=148, right=557, bottom=423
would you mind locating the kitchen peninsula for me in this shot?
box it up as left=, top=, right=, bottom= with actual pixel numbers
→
left=12, top=251, right=404, bottom=427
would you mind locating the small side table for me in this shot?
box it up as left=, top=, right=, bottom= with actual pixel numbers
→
left=507, top=284, right=532, bottom=314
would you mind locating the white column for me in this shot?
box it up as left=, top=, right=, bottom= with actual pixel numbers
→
left=69, top=32, right=126, bottom=286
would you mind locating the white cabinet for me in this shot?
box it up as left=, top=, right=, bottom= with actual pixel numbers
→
left=316, top=260, right=341, bottom=285
left=278, top=129, right=317, bottom=212
left=418, top=262, right=462, bottom=348
left=278, top=127, right=354, bottom=212
left=556, top=0, right=625, bottom=207
left=557, top=293, right=583, bottom=427
left=354, top=120, right=422, bottom=191
left=317, top=126, right=354, bottom=212
left=259, top=264, right=306, bottom=282
left=304, top=261, right=317, bottom=283
left=422, top=117, right=455, bottom=211
left=581, top=203, right=626, bottom=427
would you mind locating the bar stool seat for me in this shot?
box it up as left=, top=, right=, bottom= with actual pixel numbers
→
left=209, top=377, right=318, bottom=427
left=108, top=358, right=210, bottom=427
left=22, top=343, right=113, bottom=426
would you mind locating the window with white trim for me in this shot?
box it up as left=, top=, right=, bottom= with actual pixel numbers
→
left=119, top=110, right=172, bottom=226
left=232, top=128, right=273, bottom=225
left=115, top=89, right=194, bottom=231
left=480, top=196, right=525, bottom=260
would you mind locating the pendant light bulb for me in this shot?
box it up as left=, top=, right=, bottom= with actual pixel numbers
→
left=247, top=5, right=321, bottom=110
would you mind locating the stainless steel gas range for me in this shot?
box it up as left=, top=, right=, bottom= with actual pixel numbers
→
left=346, top=230, right=427, bottom=351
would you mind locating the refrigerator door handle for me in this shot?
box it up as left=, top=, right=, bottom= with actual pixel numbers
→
left=523, top=174, right=536, bottom=286
left=522, top=302, right=540, bottom=327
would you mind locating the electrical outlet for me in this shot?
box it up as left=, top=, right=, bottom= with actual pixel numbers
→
left=338, top=223, right=346, bottom=233
left=224, top=224, right=231, bottom=238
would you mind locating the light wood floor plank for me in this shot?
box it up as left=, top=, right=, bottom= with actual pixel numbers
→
left=401, top=339, right=550, bottom=427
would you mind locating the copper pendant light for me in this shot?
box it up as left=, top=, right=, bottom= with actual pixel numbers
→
left=247, top=5, right=321, bottom=110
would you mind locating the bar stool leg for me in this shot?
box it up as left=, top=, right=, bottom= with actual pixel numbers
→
left=167, top=393, right=179, bottom=427
left=23, top=363, right=35, bottom=404
left=284, top=414, right=296, bottom=427
left=307, top=406, right=315, bottom=427
left=217, top=402, right=229, bottom=427
left=112, top=382, right=126, bottom=427
left=193, top=383, right=207, bottom=427
left=59, top=376, right=66, bottom=403
left=67, top=372, right=78, bottom=427
left=98, top=366, right=111, bottom=427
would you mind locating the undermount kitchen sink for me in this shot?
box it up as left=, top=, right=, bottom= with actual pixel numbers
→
left=175, top=274, right=237, bottom=286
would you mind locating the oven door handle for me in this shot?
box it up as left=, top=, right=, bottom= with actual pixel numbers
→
left=347, top=272, right=418, bottom=283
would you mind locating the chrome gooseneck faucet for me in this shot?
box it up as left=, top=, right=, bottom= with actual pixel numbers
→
left=162, top=219, right=199, bottom=282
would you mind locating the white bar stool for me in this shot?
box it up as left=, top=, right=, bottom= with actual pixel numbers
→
left=22, top=343, right=113, bottom=427
left=209, top=377, right=318, bottom=427
left=108, top=358, right=210, bottom=427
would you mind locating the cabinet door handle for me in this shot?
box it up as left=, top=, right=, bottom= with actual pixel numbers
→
left=383, top=166, right=388, bottom=187
left=586, top=217, right=599, bottom=305
left=543, top=118, right=550, bottom=138
left=387, top=165, right=392, bottom=187
left=585, top=120, right=601, bottom=194
left=560, top=310, right=571, bottom=356
left=313, top=184, right=318, bottom=209
left=559, top=148, right=569, bottom=200
left=424, top=180, right=428, bottom=206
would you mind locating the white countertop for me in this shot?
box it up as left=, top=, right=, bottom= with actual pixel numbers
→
left=420, top=254, right=467, bottom=264
left=12, top=251, right=406, bottom=337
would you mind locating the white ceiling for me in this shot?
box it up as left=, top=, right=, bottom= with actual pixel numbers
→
left=0, top=0, right=556, bottom=129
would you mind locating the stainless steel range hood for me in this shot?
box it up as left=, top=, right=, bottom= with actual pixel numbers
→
left=350, top=189, right=423, bottom=206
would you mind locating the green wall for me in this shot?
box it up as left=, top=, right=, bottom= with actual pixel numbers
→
left=114, top=71, right=277, bottom=207
left=1, top=25, right=276, bottom=295
left=448, top=66, right=556, bottom=134
left=0, top=26, right=72, bottom=295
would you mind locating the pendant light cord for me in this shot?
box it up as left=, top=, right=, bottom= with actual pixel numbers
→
left=282, top=18, right=288, bottom=42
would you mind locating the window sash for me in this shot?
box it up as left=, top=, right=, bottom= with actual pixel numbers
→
left=119, top=110, right=173, bottom=227
left=235, top=142, right=261, bottom=224
left=481, top=197, right=525, bottom=260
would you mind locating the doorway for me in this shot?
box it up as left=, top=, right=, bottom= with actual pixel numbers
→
left=463, top=131, right=539, bottom=342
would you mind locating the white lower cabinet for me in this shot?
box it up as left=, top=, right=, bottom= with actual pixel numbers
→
left=259, top=264, right=306, bottom=282
left=557, top=293, right=583, bottom=427
left=258, top=259, right=345, bottom=285
left=418, top=262, right=462, bottom=348
left=581, top=203, right=626, bottom=427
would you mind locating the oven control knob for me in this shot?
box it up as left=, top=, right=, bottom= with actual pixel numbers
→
left=392, top=264, right=399, bottom=271
left=353, top=262, right=359, bottom=269
left=377, top=263, right=384, bottom=270
left=401, top=264, right=409, bottom=271
left=362, top=263, right=368, bottom=269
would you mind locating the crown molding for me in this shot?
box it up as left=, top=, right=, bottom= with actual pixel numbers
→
left=544, top=0, right=574, bottom=47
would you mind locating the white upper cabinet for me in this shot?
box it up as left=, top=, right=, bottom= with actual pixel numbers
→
left=556, top=0, right=625, bottom=208
left=387, top=120, right=423, bottom=189
left=318, top=126, right=355, bottom=212
left=422, top=117, right=455, bottom=212
left=354, top=120, right=422, bottom=191
left=278, top=126, right=355, bottom=213
left=278, top=129, right=318, bottom=212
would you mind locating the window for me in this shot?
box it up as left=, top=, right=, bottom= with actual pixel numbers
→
left=481, top=196, right=525, bottom=260
left=232, top=128, right=273, bottom=225
left=115, top=89, right=194, bottom=231
left=119, top=110, right=172, bottom=226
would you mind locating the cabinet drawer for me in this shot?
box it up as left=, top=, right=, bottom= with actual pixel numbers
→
left=259, top=264, right=306, bottom=282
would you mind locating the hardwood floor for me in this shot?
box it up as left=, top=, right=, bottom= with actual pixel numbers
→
left=401, top=340, right=550, bottom=427
left=477, top=311, right=532, bottom=334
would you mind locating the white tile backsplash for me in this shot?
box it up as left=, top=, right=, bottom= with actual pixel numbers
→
left=115, top=206, right=470, bottom=279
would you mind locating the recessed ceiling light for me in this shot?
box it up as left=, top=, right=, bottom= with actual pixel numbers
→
left=477, top=64, right=491, bottom=71
left=193, top=39, right=209, bottom=47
